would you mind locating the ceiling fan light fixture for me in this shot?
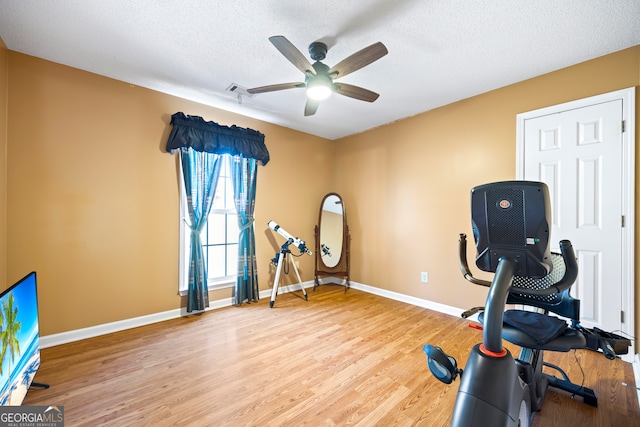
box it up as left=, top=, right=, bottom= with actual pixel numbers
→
left=307, top=85, right=332, bottom=101
left=306, top=76, right=332, bottom=101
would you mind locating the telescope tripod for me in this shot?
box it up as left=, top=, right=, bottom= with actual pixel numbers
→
left=270, top=239, right=308, bottom=308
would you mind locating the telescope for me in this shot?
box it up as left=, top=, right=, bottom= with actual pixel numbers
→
left=321, top=243, right=332, bottom=257
left=267, top=220, right=311, bottom=308
left=268, top=220, right=312, bottom=256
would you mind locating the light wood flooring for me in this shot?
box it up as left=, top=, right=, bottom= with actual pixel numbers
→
left=23, top=286, right=639, bottom=426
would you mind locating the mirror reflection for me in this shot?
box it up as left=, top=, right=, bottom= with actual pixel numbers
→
left=314, top=192, right=350, bottom=291
left=320, top=194, right=343, bottom=268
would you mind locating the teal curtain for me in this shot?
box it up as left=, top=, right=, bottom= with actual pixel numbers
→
left=231, top=156, right=259, bottom=304
left=180, top=148, right=222, bottom=312
left=167, top=112, right=269, bottom=311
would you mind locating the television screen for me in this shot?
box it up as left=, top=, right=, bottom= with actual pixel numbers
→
left=0, top=272, right=40, bottom=406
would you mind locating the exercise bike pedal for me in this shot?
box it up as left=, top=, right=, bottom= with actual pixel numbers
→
left=423, top=344, right=463, bottom=384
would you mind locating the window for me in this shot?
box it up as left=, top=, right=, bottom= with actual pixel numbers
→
left=179, top=155, right=238, bottom=294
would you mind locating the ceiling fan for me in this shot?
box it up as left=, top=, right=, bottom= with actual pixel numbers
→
left=247, top=36, right=388, bottom=116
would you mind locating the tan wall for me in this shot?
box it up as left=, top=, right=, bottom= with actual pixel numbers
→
left=6, top=52, right=332, bottom=335
left=4, top=43, right=640, bottom=343
left=335, top=46, right=640, bottom=340
left=0, top=39, right=7, bottom=290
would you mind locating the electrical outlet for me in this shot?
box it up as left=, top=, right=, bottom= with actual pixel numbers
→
left=421, top=272, right=429, bottom=283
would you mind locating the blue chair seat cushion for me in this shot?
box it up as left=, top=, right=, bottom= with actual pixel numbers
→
left=502, top=310, right=568, bottom=345
left=479, top=310, right=586, bottom=351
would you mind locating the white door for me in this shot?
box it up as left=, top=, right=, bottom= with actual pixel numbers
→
left=516, top=88, right=635, bottom=360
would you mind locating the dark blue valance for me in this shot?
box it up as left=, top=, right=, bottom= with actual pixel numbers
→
left=166, top=112, right=270, bottom=165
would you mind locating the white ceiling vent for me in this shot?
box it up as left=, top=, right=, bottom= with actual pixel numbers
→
left=225, top=83, right=255, bottom=103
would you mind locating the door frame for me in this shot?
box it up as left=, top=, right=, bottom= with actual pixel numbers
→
left=515, top=87, right=636, bottom=361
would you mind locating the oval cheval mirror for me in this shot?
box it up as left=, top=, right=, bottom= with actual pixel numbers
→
left=314, top=193, right=350, bottom=291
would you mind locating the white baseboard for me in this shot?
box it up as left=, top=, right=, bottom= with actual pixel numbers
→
left=348, top=281, right=469, bottom=318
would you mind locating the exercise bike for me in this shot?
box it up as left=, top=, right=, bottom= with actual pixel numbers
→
left=423, top=181, right=613, bottom=426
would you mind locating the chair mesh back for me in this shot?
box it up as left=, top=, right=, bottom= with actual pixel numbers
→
left=510, top=253, right=565, bottom=304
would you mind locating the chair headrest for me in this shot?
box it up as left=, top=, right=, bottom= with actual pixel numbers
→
left=470, top=180, right=553, bottom=278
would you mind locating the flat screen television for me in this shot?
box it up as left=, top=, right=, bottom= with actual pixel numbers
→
left=0, top=271, right=41, bottom=405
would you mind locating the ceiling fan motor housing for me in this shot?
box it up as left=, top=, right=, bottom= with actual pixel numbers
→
left=309, top=41, right=328, bottom=61
left=306, top=62, right=333, bottom=87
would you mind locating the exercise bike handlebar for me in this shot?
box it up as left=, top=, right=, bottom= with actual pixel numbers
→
left=457, top=234, right=578, bottom=297
left=458, top=234, right=492, bottom=287
left=539, top=239, right=578, bottom=295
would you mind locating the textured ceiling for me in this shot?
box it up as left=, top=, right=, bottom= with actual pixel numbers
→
left=0, top=0, right=639, bottom=140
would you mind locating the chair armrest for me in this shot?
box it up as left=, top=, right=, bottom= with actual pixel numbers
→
left=458, top=233, right=492, bottom=287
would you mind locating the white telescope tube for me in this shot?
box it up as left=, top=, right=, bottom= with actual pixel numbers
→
left=268, top=220, right=312, bottom=255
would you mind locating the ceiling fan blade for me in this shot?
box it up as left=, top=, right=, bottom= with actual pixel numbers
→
left=247, top=82, right=305, bottom=94
left=334, top=83, right=380, bottom=102
left=328, top=42, right=388, bottom=79
left=269, top=35, right=316, bottom=76
left=304, top=99, right=320, bottom=116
